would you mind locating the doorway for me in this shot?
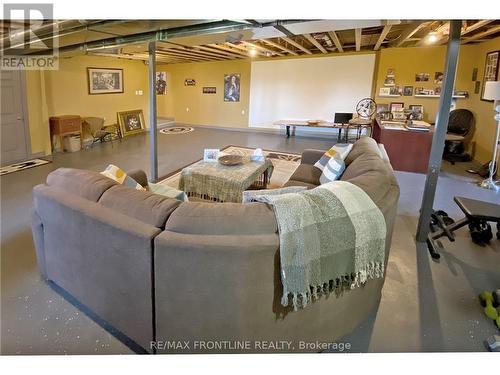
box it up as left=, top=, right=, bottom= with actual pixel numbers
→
left=1, top=70, right=31, bottom=166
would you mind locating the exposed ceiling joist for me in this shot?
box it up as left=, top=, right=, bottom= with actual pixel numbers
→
left=461, top=20, right=494, bottom=36
left=207, top=43, right=249, bottom=57
left=225, top=42, right=266, bottom=56
left=303, top=33, right=327, bottom=53
left=195, top=45, right=245, bottom=59
left=261, top=39, right=298, bottom=55
left=281, top=36, right=312, bottom=54
left=241, top=41, right=284, bottom=56
left=327, top=31, right=343, bottom=53
left=157, top=50, right=213, bottom=61
left=168, top=48, right=228, bottom=60
left=354, top=28, right=362, bottom=51
left=390, top=22, right=426, bottom=47
left=373, top=25, right=392, bottom=51
left=463, top=25, right=500, bottom=43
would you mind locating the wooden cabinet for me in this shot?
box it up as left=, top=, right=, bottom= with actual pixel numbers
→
left=49, top=115, right=83, bottom=152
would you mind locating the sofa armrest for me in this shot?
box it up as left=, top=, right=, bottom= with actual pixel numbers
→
left=301, top=149, right=325, bottom=165
left=127, top=169, right=149, bottom=188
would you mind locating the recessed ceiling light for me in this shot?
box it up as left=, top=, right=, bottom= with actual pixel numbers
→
left=249, top=48, right=258, bottom=57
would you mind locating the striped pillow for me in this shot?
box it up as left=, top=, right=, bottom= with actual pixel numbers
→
left=101, top=164, right=146, bottom=191
left=314, top=143, right=353, bottom=184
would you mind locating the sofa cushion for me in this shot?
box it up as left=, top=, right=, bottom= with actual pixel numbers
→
left=99, top=185, right=181, bottom=228
left=46, top=168, right=117, bottom=202
left=341, top=152, right=393, bottom=206
left=242, top=186, right=307, bottom=203
left=166, top=201, right=277, bottom=235
left=288, top=164, right=322, bottom=186
left=282, top=180, right=317, bottom=189
left=344, top=137, right=381, bottom=165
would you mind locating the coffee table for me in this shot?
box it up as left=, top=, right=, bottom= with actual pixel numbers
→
left=178, top=157, right=274, bottom=203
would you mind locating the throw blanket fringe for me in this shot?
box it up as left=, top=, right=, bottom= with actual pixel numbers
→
left=281, top=261, right=385, bottom=310
left=252, top=180, right=387, bottom=311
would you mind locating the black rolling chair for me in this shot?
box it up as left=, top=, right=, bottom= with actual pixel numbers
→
left=443, top=109, right=475, bottom=164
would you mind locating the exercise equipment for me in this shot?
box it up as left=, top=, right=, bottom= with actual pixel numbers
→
left=426, top=196, right=500, bottom=260
left=479, top=291, right=499, bottom=320
left=486, top=335, right=500, bottom=352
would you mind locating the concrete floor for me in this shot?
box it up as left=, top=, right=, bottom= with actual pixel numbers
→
left=1, top=127, right=499, bottom=354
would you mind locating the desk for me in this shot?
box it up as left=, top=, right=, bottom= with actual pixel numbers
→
left=372, top=118, right=433, bottom=174
left=273, top=120, right=349, bottom=141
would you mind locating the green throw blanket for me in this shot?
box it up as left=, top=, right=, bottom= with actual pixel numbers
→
left=254, top=181, right=386, bottom=310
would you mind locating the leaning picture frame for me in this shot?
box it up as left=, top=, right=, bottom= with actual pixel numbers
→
left=87, top=67, right=124, bottom=95
left=117, top=109, right=145, bottom=137
left=481, top=50, right=499, bottom=102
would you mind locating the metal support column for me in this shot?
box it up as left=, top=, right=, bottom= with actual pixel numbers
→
left=148, top=40, right=158, bottom=182
left=415, top=20, right=462, bottom=242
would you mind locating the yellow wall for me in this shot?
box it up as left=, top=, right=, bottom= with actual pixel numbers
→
left=462, top=37, right=500, bottom=163
left=25, top=70, right=51, bottom=155
left=375, top=37, right=500, bottom=162
left=156, top=59, right=250, bottom=128
left=374, top=45, right=476, bottom=122
left=25, top=54, right=149, bottom=155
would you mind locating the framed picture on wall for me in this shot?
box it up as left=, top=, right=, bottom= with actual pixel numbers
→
left=156, top=72, right=167, bottom=95
left=87, top=68, right=123, bottom=95
left=481, top=50, right=499, bottom=102
left=117, top=110, right=145, bottom=137
left=390, top=102, right=404, bottom=112
left=403, top=86, right=413, bottom=96
left=224, top=73, right=240, bottom=102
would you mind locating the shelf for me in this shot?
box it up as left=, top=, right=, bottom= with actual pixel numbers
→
left=378, top=94, right=401, bottom=97
left=414, top=94, right=467, bottom=99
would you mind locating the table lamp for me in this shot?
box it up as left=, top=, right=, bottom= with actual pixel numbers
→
left=480, top=80, right=500, bottom=191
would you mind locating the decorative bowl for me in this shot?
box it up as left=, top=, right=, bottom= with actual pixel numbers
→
left=218, top=155, right=243, bottom=166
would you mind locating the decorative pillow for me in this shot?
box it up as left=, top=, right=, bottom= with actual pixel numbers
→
left=100, top=164, right=145, bottom=191
left=314, top=143, right=353, bottom=184
left=148, top=182, right=189, bottom=202
left=242, top=186, right=307, bottom=203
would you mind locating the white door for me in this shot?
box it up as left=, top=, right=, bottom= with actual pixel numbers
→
left=1, top=70, right=29, bottom=165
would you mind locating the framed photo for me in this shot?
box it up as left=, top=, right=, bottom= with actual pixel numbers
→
left=392, top=112, right=406, bottom=120
left=386, top=68, right=395, bottom=78
left=384, top=77, right=395, bottom=86
left=203, top=148, right=220, bottom=162
left=156, top=72, right=167, bottom=95
left=203, top=87, right=216, bottom=94
left=87, top=68, right=123, bottom=95
left=403, top=86, right=413, bottom=96
left=434, top=87, right=442, bottom=94
left=390, top=86, right=402, bottom=95
left=409, top=105, right=424, bottom=114
left=224, top=73, right=240, bottom=102
left=184, top=79, right=196, bottom=86
left=390, top=102, right=404, bottom=112
left=434, top=72, right=443, bottom=85
left=481, top=50, right=499, bottom=101
left=117, top=110, right=145, bottom=137
left=379, top=87, right=391, bottom=96
left=376, top=103, right=390, bottom=113
left=415, top=73, right=430, bottom=82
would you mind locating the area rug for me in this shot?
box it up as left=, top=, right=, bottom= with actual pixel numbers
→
left=158, top=146, right=301, bottom=197
left=159, top=126, right=194, bottom=135
left=0, top=158, right=51, bottom=176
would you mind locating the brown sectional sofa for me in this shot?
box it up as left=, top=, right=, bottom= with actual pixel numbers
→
left=32, top=137, right=399, bottom=353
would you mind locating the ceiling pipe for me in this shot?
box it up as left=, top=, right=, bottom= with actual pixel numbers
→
left=0, top=20, right=122, bottom=52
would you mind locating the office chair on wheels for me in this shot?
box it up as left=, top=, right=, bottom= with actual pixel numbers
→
left=443, top=109, right=475, bottom=164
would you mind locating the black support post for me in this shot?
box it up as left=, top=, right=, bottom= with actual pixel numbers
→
left=148, top=40, right=158, bottom=182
